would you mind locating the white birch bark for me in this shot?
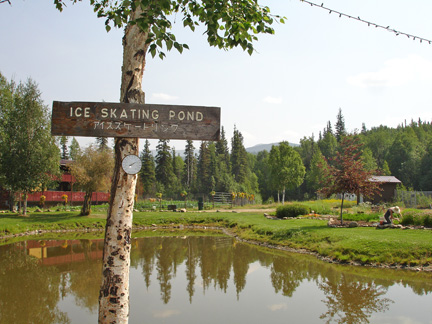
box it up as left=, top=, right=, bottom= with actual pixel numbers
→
left=98, top=8, right=149, bottom=324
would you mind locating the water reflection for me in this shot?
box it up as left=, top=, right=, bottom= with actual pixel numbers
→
left=0, top=233, right=431, bottom=324
left=319, top=276, right=393, bottom=324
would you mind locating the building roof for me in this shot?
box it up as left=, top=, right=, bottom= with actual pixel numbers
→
left=369, top=176, right=401, bottom=183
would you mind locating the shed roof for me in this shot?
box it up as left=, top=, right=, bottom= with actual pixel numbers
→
left=369, top=176, right=401, bottom=183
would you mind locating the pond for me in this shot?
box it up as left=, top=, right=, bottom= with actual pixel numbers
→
left=0, top=232, right=431, bottom=324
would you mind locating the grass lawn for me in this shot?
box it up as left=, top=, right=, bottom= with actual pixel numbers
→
left=1, top=209, right=431, bottom=267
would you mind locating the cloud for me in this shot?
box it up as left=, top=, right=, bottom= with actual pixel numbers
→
left=268, top=303, right=287, bottom=311
left=263, top=96, right=283, bottom=104
left=151, top=93, right=179, bottom=101
left=347, top=55, right=432, bottom=88
left=153, top=309, right=181, bottom=318
left=247, top=263, right=260, bottom=275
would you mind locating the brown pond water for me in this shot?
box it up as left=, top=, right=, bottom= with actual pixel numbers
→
left=0, top=234, right=431, bottom=324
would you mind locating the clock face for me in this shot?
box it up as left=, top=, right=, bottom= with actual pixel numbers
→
left=122, top=155, right=142, bottom=175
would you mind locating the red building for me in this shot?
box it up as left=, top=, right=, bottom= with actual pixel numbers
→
left=0, top=159, right=109, bottom=209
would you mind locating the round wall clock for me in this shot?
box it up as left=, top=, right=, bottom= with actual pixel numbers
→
left=121, top=154, right=142, bottom=175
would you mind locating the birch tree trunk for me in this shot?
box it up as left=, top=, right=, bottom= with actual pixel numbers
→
left=340, top=194, right=345, bottom=225
left=98, top=8, right=149, bottom=324
left=282, top=187, right=285, bottom=205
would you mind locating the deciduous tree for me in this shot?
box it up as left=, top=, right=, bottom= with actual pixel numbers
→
left=69, top=145, right=114, bottom=216
left=0, top=75, right=60, bottom=215
left=69, top=137, right=81, bottom=161
left=319, top=136, right=382, bottom=224
left=269, top=142, right=305, bottom=204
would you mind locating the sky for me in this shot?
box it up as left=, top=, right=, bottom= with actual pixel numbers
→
left=1, top=0, right=432, bottom=152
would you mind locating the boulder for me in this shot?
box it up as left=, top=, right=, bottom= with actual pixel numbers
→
left=348, top=221, right=358, bottom=228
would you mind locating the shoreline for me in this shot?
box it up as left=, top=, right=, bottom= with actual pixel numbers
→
left=1, top=224, right=431, bottom=273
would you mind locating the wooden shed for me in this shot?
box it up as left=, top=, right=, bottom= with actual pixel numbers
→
left=368, top=176, right=401, bottom=204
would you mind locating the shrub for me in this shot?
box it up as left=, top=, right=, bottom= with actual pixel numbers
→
left=401, top=214, right=414, bottom=226
left=423, top=215, right=432, bottom=228
left=276, top=204, right=309, bottom=219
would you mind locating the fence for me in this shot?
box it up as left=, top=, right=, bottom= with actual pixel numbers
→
left=212, top=192, right=256, bottom=207
left=26, top=191, right=110, bottom=205
left=394, top=190, right=432, bottom=208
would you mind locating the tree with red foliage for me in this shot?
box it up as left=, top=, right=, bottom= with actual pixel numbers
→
left=319, top=135, right=382, bottom=224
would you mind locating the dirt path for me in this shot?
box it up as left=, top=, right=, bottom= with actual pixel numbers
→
left=203, top=208, right=275, bottom=213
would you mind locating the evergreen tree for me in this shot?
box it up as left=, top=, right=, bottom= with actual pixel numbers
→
left=155, top=139, right=175, bottom=189
left=69, top=137, right=81, bottom=161
left=335, top=108, right=347, bottom=142
left=60, top=136, right=69, bottom=160
left=197, top=141, right=212, bottom=193
left=96, top=137, right=109, bottom=151
left=183, top=140, right=197, bottom=190
left=216, top=126, right=231, bottom=172
left=418, top=140, right=432, bottom=190
left=140, top=139, right=156, bottom=196
left=172, top=147, right=178, bottom=178
left=325, top=121, right=333, bottom=135
left=253, top=150, right=272, bottom=201
left=231, top=127, right=248, bottom=184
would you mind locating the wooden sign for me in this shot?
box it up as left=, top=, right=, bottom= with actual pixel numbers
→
left=51, top=101, right=221, bottom=141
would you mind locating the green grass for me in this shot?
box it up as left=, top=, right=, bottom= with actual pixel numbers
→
left=1, top=209, right=431, bottom=267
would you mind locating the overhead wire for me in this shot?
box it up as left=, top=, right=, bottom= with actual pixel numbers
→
left=300, top=0, right=432, bottom=45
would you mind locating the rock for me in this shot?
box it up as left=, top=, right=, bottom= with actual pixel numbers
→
left=348, top=221, right=358, bottom=228
left=232, top=210, right=239, bottom=213
left=35, top=208, right=42, bottom=213
left=266, top=215, right=278, bottom=220
left=327, top=218, right=338, bottom=226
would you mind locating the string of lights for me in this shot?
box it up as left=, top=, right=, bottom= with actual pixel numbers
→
left=300, top=0, right=432, bottom=45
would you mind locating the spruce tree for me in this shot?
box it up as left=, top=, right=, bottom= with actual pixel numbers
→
left=140, top=139, right=156, bottom=196
left=335, top=108, right=347, bottom=142
left=96, top=137, right=109, bottom=151
left=155, top=139, right=175, bottom=189
left=231, top=127, right=248, bottom=184
left=183, top=140, right=197, bottom=190
left=197, top=141, right=211, bottom=193
left=60, top=136, right=69, bottom=160
left=216, top=126, right=231, bottom=172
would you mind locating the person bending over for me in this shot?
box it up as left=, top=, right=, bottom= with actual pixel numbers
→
left=383, top=206, right=401, bottom=225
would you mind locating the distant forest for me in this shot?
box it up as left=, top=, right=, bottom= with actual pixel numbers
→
left=137, top=109, right=432, bottom=202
